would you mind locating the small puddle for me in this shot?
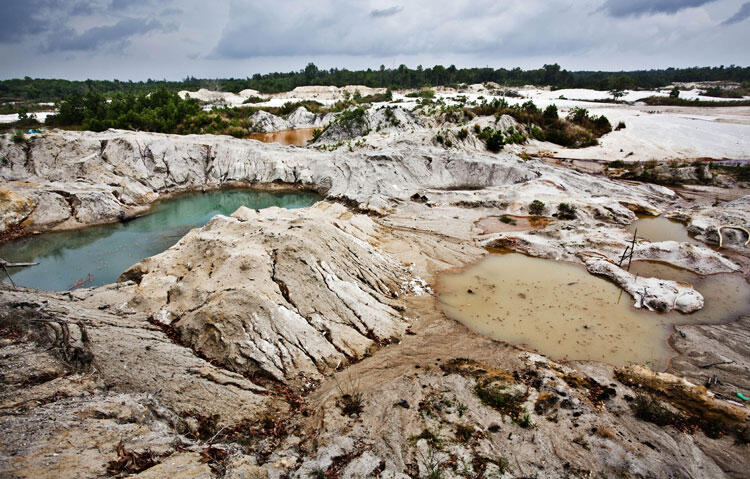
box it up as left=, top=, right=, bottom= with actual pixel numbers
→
left=438, top=253, right=750, bottom=369
left=247, top=128, right=317, bottom=146
left=475, top=215, right=550, bottom=234
left=0, top=189, right=321, bottom=291
left=627, top=215, right=701, bottom=245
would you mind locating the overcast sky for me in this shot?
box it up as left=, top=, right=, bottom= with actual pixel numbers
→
left=1, top=0, right=749, bottom=80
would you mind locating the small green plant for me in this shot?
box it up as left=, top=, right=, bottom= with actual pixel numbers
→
left=454, top=424, right=475, bottom=442
left=435, top=133, right=444, bottom=144
left=499, top=215, right=516, bottom=225
left=11, top=130, right=26, bottom=144
left=631, top=393, right=681, bottom=427
left=308, top=467, right=327, bottom=479
left=416, top=442, right=444, bottom=479
left=669, top=86, right=680, bottom=98
left=474, top=380, right=527, bottom=421
left=529, top=200, right=546, bottom=216
left=572, top=435, right=590, bottom=450
left=456, top=128, right=468, bottom=140
left=556, top=202, right=576, bottom=220
left=473, top=123, right=481, bottom=134
left=518, top=412, right=535, bottom=429
left=485, top=130, right=504, bottom=152
left=615, top=121, right=626, bottom=130
left=543, top=104, right=558, bottom=120
left=412, top=427, right=443, bottom=448
left=335, top=372, right=363, bottom=416
left=456, top=401, right=468, bottom=417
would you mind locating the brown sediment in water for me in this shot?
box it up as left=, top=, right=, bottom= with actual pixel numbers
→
left=437, top=253, right=750, bottom=370
left=627, top=215, right=702, bottom=245
left=247, top=128, right=317, bottom=146
left=475, top=215, right=551, bottom=234
left=629, top=260, right=750, bottom=325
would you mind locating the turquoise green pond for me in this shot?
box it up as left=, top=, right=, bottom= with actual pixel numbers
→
left=0, top=189, right=321, bottom=291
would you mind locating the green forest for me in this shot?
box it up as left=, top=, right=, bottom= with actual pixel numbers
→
left=2, top=63, right=749, bottom=102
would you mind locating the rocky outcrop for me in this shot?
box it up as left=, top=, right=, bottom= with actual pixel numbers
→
left=22, top=191, right=71, bottom=229
left=621, top=163, right=713, bottom=185
left=580, top=254, right=704, bottom=312
left=249, top=107, right=332, bottom=133
left=285, top=107, right=332, bottom=130
left=0, top=188, right=34, bottom=233
left=2, top=127, right=623, bottom=230
left=314, top=106, right=423, bottom=143
left=120, top=202, right=416, bottom=380
left=616, top=365, right=749, bottom=428
left=671, top=195, right=750, bottom=249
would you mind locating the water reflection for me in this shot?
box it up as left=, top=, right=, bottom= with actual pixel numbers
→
left=0, top=189, right=321, bottom=290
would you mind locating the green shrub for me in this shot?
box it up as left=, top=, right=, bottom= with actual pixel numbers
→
left=530, top=126, right=545, bottom=141
left=11, top=129, right=26, bottom=144
left=456, top=128, right=468, bottom=140
left=529, top=200, right=545, bottom=216
left=333, top=107, right=367, bottom=135
left=669, top=87, right=680, bottom=98
left=474, top=380, right=527, bottom=421
left=485, top=130, right=504, bottom=152
left=242, top=95, right=266, bottom=104
left=406, top=88, right=435, bottom=99
left=556, top=202, right=576, bottom=220
left=543, top=104, right=558, bottom=120
left=632, top=394, right=681, bottom=427
left=518, top=412, right=535, bottom=429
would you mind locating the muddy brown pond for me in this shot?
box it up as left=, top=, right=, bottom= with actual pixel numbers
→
left=627, top=215, right=701, bottom=245
left=247, top=128, right=317, bottom=146
left=438, top=253, right=750, bottom=370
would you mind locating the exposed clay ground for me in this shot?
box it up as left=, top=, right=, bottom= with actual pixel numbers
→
left=1, top=87, right=749, bottom=478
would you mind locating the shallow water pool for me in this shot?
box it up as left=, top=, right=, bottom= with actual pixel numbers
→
left=247, top=128, right=317, bottom=146
left=438, top=253, right=750, bottom=369
left=627, top=215, right=701, bottom=245
left=0, top=189, right=321, bottom=291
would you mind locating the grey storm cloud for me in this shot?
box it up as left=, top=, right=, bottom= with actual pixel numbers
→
left=0, top=0, right=65, bottom=42
left=0, top=0, right=166, bottom=47
left=0, top=0, right=748, bottom=80
left=599, top=0, right=718, bottom=17
left=211, top=0, right=562, bottom=58
left=370, top=6, right=404, bottom=18
left=722, top=1, right=750, bottom=24
left=42, top=18, right=167, bottom=52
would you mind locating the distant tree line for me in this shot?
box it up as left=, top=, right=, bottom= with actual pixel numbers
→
left=45, top=88, right=202, bottom=133
left=2, top=64, right=750, bottom=102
